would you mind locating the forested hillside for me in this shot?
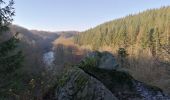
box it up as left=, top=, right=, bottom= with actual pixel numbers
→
left=75, top=6, right=170, bottom=56
left=10, top=25, right=59, bottom=51
left=74, top=6, right=170, bottom=93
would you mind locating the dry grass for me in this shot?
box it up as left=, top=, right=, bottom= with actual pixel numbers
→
left=128, top=57, right=170, bottom=94
left=117, top=48, right=170, bottom=94
left=52, top=37, right=75, bottom=46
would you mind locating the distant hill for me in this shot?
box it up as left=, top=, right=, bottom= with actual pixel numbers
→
left=74, top=6, right=170, bottom=56
left=9, top=25, right=58, bottom=52
left=10, top=25, right=78, bottom=52
left=57, top=31, right=78, bottom=38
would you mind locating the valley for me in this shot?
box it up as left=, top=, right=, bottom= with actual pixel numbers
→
left=0, top=0, right=170, bottom=100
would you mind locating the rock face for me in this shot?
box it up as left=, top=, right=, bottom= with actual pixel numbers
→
left=56, top=68, right=118, bottom=100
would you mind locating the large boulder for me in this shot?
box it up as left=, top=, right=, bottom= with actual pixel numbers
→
left=85, top=51, right=119, bottom=70
left=55, top=68, right=118, bottom=100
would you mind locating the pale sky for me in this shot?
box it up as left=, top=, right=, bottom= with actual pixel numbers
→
left=13, top=0, right=170, bottom=31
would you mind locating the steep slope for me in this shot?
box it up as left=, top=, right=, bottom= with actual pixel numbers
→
left=10, top=25, right=59, bottom=51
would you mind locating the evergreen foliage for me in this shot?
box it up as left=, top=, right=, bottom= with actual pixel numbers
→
left=74, top=6, right=170, bottom=56
left=0, top=0, right=23, bottom=75
left=0, top=0, right=23, bottom=98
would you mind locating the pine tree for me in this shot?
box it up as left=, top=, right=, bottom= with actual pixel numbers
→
left=0, top=0, right=23, bottom=74
left=74, top=6, right=170, bottom=53
left=0, top=0, right=23, bottom=97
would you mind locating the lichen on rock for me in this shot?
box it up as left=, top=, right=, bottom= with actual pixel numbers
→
left=56, top=68, right=118, bottom=100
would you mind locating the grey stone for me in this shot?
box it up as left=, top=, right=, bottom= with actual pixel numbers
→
left=86, top=51, right=119, bottom=70
left=56, top=68, right=118, bottom=100
left=98, top=51, right=119, bottom=70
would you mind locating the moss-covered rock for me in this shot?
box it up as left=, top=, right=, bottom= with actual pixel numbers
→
left=55, top=68, right=118, bottom=100
left=80, top=51, right=119, bottom=70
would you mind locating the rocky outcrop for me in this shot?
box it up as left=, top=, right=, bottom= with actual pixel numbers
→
left=44, top=51, right=170, bottom=100
left=56, top=68, right=118, bottom=100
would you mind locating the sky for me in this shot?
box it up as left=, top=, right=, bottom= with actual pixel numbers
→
left=13, top=0, right=170, bottom=31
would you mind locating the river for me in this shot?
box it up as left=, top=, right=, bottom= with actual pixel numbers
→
left=43, top=51, right=55, bottom=66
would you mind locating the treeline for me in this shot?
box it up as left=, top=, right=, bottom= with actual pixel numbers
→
left=74, top=6, right=170, bottom=56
